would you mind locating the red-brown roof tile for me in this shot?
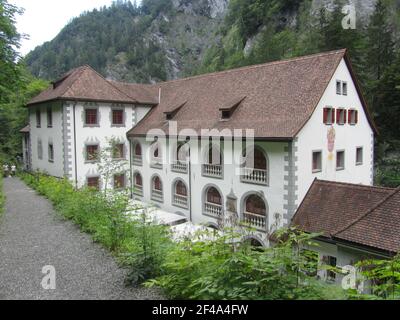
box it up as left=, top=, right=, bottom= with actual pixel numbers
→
left=292, top=179, right=400, bottom=254
left=27, top=66, right=136, bottom=106
left=127, top=49, right=349, bottom=139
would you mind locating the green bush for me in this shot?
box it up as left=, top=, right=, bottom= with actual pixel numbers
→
left=19, top=172, right=173, bottom=285
left=146, top=228, right=346, bottom=300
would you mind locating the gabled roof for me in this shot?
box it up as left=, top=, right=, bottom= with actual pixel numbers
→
left=128, top=49, right=376, bottom=139
left=292, top=180, right=400, bottom=255
left=27, top=66, right=137, bottom=106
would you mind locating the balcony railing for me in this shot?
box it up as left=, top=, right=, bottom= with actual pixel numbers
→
left=202, top=164, right=223, bottom=178
left=171, top=160, right=188, bottom=173
left=133, top=155, right=142, bottom=166
left=150, top=157, right=163, bottom=169
left=151, top=189, right=163, bottom=202
left=133, top=184, right=143, bottom=196
left=173, top=193, right=189, bottom=209
left=242, top=212, right=267, bottom=230
left=241, top=167, right=268, bottom=185
left=204, top=202, right=223, bottom=218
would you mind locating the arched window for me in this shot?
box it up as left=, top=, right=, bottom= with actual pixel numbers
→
left=242, top=146, right=268, bottom=185
left=177, top=143, right=189, bottom=162
left=151, top=176, right=163, bottom=202
left=153, top=176, right=162, bottom=190
left=245, top=194, right=266, bottom=216
left=204, top=186, right=223, bottom=217
left=134, top=173, right=142, bottom=186
left=150, top=141, right=162, bottom=169
left=134, top=143, right=142, bottom=157
left=133, top=172, right=143, bottom=196
left=173, top=180, right=188, bottom=208
left=242, top=194, right=267, bottom=230
left=175, top=181, right=187, bottom=196
left=207, top=187, right=222, bottom=205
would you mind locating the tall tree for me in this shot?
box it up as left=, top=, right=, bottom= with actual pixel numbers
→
left=0, top=0, right=23, bottom=102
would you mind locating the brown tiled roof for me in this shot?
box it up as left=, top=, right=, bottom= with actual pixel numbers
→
left=109, top=81, right=159, bottom=105
left=27, top=66, right=137, bottom=106
left=128, top=49, right=373, bottom=139
left=19, top=125, right=30, bottom=133
left=292, top=179, right=400, bottom=254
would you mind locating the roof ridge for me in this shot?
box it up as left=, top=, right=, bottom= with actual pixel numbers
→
left=155, top=49, right=347, bottom=86
left=333, top=186, right=400, bottom=236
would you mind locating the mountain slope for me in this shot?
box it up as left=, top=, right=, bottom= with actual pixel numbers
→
left=26, top=0, right=228, bottom=83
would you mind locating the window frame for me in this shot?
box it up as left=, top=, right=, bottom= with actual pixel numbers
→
left=336, top=80, right=342, bottom=95
left=85, top=144, right=99, bottom=163
left=111, top=108, right=125, bottom=127
left=47, top=107, right=53, bottom=128
left=84, top=107, right=99, bottom=127
left=87, top=176, right=100, bottom=190
left=356, top=147, right=363, bottom=166
left=312, top=150, right=322, bottom=173
left=48, top=143, right=54, bottom=163
left=336, top=150, right=345, bottom=171
left=336, top=108, right=347, bottom=125
left=112, top=143, right=125, bottom=160
left=342, top=81, right=348, bottom=96
left=36, top=109, right=41, bottom=128
left=113, top=173, right=126, bottom=190
left=323, top=107, right=335, bottom=125
left=348, top=109, right=358, bottom=125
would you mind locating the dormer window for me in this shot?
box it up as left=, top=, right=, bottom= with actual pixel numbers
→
left=336, top=109, right=347, bottom=125
left=221, top=110, right=231, bottom=120
left=323, top=107, right=335, bottom=125
left=164, top=101, right=187, bottom=120
left=219, top=96, right=246, bottom=121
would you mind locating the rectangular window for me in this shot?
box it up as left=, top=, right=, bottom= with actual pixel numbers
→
left=348, top=109, right=358, bottom=125
left=323, top=107, right=335, bottom=125
left=114, top=174, right=125, bottom=189
left=336, top=151, right=345, bottom=170
left=356, top=147, right=363, bottom=165
left=87, top=177, right=100, bottom=190
left=38, top=140, right=43, bottom=160
left=112, top=109, right=124, bottom=125
left=113, top=144, right=124, bottom=159
left=85, top=109, right=98, bottom=125
left=336, top=109, right=347, bottom=125
left=312, top=151, right=322, bottom=173
left=336, top=81, right=342, bottom=95
left=48, top=143, right=54, bottom=162
left=342, top=82, right=348, bottom=96
left=36, top=109, right=41, bottom=128
left=327, top=256, right=337, bottom=281
left=47, top=107, right=53, bottom=127
left=86, top=145, right=99, bottom=162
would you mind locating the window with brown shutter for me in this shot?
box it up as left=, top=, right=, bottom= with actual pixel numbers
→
left=153, top=176, right=162, bottom=191
left=207, top=187, right=222, bottom=205
left=85, top=109, right=98, bottom=125
left=112, top=109, right=124, bottom=125
left=245, top=195, right=266, bottom=216
left=86, top=145, right=99, bottom=162
left=323, top=107, right=335, bottom=125
left=87, top=177, right=100, bottom=190
left=336, top=109, right=346, bottom=125
left=348, top=109, right=358, bottom=125
left=134, top=173, right=142, bottom=186
left=134, top=143, right=142, bottom=156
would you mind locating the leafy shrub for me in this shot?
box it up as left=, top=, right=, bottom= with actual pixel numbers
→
left=146, top=228, right=346, bottom=300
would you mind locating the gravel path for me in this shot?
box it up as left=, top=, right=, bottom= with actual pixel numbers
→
left=0, top=177, right=163, bottom=300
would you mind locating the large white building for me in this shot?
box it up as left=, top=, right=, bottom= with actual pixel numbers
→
left=24, top=49, right=376, bottom=246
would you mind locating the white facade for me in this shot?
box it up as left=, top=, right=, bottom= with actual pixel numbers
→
left=129, top=57, right=375, bottom=245
left=28, top=100, right=152, bottom=188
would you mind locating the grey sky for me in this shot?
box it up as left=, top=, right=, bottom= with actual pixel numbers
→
left=10, top=0, right=141, bottom=56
